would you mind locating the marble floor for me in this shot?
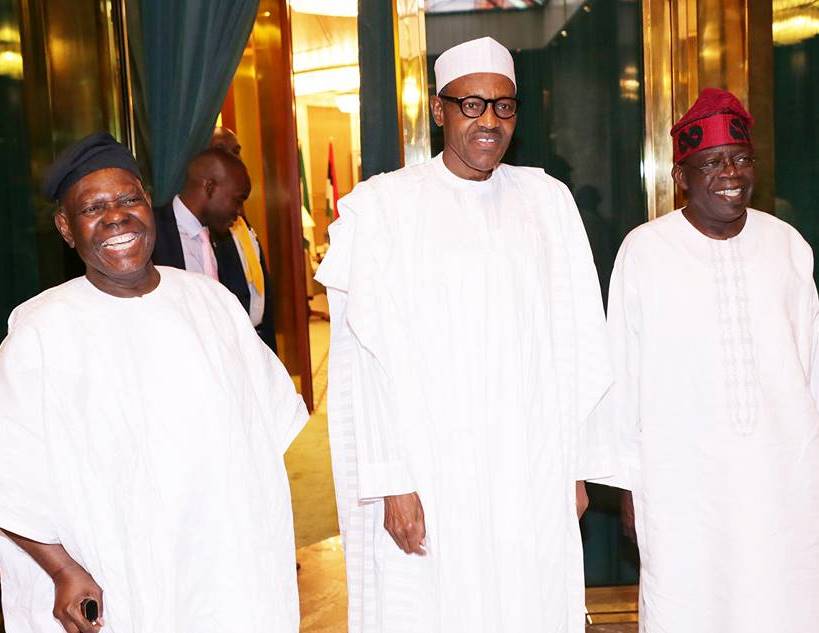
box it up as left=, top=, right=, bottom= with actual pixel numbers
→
left=285, top=319, right=338, bottom=548
left=297, top=537, right=348, bottom=633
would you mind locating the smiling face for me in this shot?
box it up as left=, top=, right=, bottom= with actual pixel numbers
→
left=431, top=72, right=516, bottom=180
left=55, top=168, right=158, bottom=297
left=673, top=143, right=756, bottom=238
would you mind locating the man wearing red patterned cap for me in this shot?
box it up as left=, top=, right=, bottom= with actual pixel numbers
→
left=604, top=88, right=819, bottom=632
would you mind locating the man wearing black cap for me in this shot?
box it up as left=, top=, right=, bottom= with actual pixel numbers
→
left=604, top=89, right=819, bottom=632
left=0, top=132, right=306, bottom=632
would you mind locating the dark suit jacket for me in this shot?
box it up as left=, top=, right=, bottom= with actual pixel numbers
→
left=212, top=230, right=277, bottom=352
left=151, top=202, right=277, bottom=352
left=152, top=202, right=186, bottom=269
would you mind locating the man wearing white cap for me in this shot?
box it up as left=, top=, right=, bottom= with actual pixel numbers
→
left=316, top=37, right=611, bottom=632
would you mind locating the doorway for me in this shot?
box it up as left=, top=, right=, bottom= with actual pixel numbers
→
left=218, top=0, right=364, bottom=555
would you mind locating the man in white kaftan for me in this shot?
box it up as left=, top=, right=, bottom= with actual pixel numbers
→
left=606, top=89, right=819, bottom=632
left=316, top=37, right=612, bottom=633
left=0, top=133, right=306, bottom=633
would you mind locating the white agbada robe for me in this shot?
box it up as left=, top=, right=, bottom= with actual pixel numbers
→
left=606, top=209, right=819, bottom=633
left=316, top=154, right=612, bottom=633
left=0, top=266, right=307, bottom=632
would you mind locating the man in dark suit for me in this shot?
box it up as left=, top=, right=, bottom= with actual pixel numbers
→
left=211, top=221, right=277, bottom=353
left=152, top=147, right=277, bottom=351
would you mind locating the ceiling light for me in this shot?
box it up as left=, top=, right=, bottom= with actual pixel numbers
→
left=0, top=50, right=22, bottom=78
left=773, top=1, right=819, bottom=45
left=290, top=0, right=357, bottom=17
left=294, top=65, right=360, bottom=96
left=402, top=75, right=421, bottom=123
left=335, top=93, right=360, bottom=114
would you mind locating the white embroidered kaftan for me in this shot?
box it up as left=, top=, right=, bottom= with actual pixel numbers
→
left=606, top=210, right=819, bottom=633
left=0, top=266, right=307, bottom=632
left=316, top=154, right=612, bottom=633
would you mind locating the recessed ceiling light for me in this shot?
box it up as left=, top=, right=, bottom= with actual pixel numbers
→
left=290, top=0, right=357, bottom=17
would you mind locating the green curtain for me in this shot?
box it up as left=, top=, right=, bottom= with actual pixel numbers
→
left=0, top=0, right=39, bottom=338
left=774, top=35, right=819, bottom=280
left=358, top=0, right=401, bottom=180
left=136, top=0, right=259, bottom=206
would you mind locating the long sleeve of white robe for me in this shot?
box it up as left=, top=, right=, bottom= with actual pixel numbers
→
left=346, top=215, right=414, bottom=499
left=563, top=182, right=617, bottom=483
left=603, top=236, right=643, bottom=491
left=318, top=202, right=420, bottom=633
left=352, top=342, right=415, bottom=499
left=0, top=324, right=58, bottom=545
left=320, top=205, right=416, bottom=501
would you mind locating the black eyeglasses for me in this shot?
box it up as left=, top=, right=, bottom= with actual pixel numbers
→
left=687, top=153, right=756, bottom=175
left=439, top=95, right=520, bottom=120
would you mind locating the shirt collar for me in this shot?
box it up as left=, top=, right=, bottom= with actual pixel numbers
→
left=172, top=195, right=206, bottom=238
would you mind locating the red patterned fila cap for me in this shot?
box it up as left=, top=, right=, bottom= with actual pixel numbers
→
left=671, top=88, right=753, bottom=164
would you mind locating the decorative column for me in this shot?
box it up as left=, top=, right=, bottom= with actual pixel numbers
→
left=395, top=0, right=431, bottom=166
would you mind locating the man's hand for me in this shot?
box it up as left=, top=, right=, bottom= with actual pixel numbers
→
left=575, top=480, right=590, bottom=519
left=52, top=562, right=104, bottom=633
left=52, top=563, right=103, bottom=633
left=0, top=530, right=104, bottom=633
left=621, top=490, right=636, bottom=542
left=384, top=492, right=426, bottom=555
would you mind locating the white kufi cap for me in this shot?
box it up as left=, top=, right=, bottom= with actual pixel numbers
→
left=433, top=37, right=516, bottom=95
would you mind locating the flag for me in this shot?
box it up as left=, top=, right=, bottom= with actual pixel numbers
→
left=326, top=140, right=339, bottom=220
left=298, top=143, right=311, bottom=216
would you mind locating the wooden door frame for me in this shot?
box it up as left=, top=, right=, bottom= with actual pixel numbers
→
left=255, top=0, right=314, bottom=411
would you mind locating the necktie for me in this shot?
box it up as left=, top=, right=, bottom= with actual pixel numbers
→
left=200, top=227, right=219, bottom=280
left=232, top=217, right=265, bottom=295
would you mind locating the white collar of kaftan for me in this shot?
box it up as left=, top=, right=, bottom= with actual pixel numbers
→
left=431, top=152, right=501, bottom=193
left=673, top=208, right=761, bottom=263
